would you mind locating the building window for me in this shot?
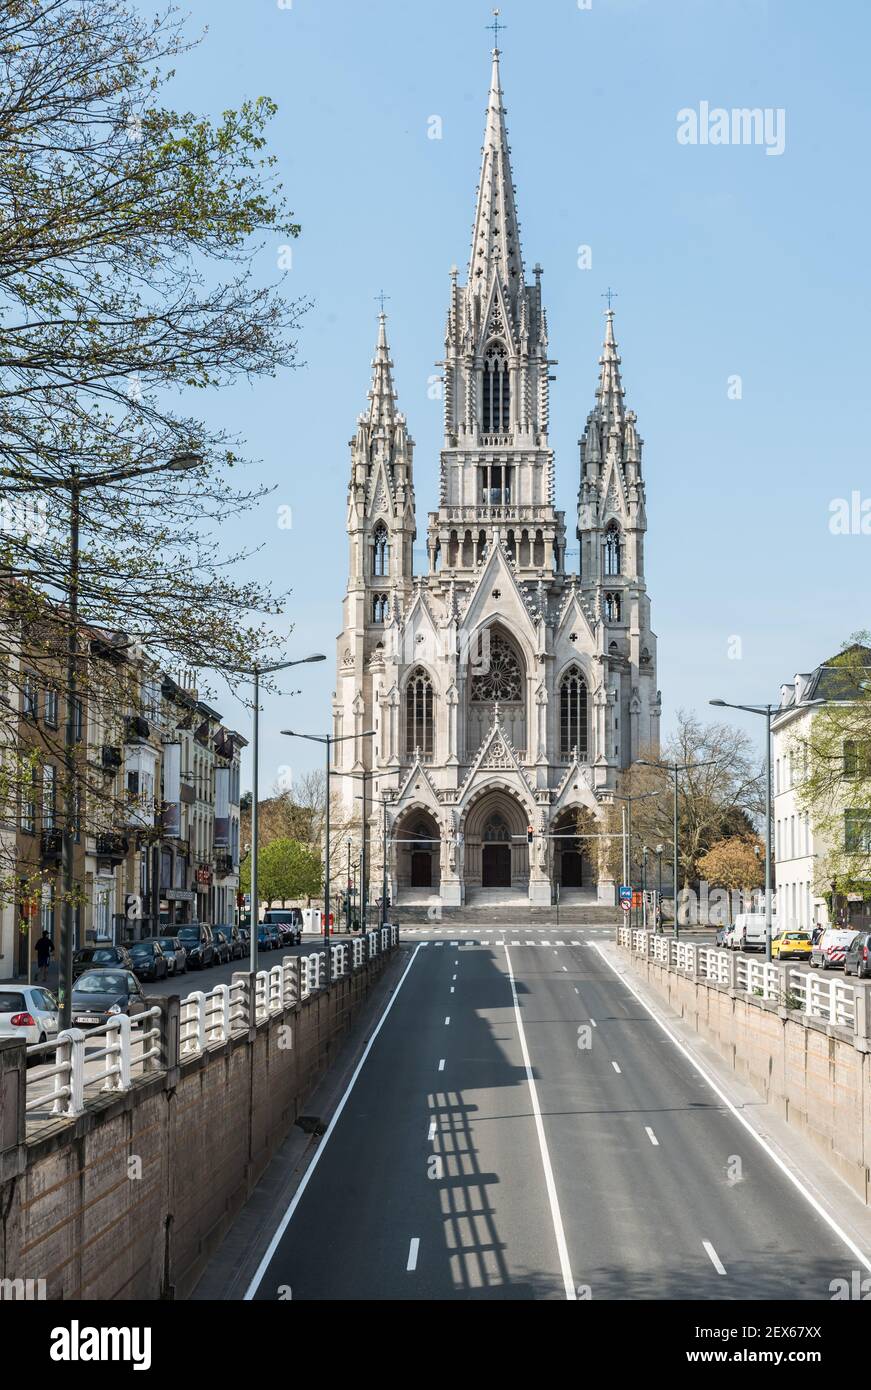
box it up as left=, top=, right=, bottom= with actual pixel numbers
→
left=482, top=341, right=510, bottom=433
left=483, top=814, right=511, bottom=842
left=844, top=740, right=871, bottom=778
left=42, top=764, right=56, bottom=829
left=405, top=668, right=434, bottom=757
left=560, top=666, right=589, bottom=759
left=605, top=591, right=622, bottom=622
left=23, top=674, right=38, bottom=720
left=372, top=593, right=389, bottom=624
left=44, top=685, right=59, bottom=728
left=603, top=523, right=622, bottom=576
left=470, top=632, right=522, bottom=702
left=40, top=883, right=55, bottom=939
left=21, top=764, right=37, bottom=834
left=844, top=810, right=871, bottom=854
left=372, top=523, right=389, bottom=577
left=479, top=464, right=512, bottom=506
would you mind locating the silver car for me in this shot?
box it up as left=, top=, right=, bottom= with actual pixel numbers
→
left=0, top=984, right=60, bottom=1045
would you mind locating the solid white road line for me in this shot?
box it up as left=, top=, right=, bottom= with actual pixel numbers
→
left=407, top=1237, right=420, bottom=1272
left=611, top=1061, right=622, bottom=1074
left=243, top=943, right=424, bottom=1299
left=438, top=1058, right=445, bottom=1071
left=645, top=1126, right=659, bottom=1147
left=703, top=1240, right=726, bottom=1276
left=504, top=945, right=576, bottom=1302
left=592, top=943, right=871, bottom=1275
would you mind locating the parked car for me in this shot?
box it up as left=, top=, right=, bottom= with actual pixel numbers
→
left=211, top=927, right=232, bottom=966
left=257, top=923, right=280, bottom=952
left=771, top=931, right=813, bottom=961
left=730, top=913, right=778, bottom=953
left=262, top=908, right=303, bottom=945
left=843, top=932, right=871, bottom=979
left=715, top=926, right=729, bottom=947
left=70, top=970, right=150, bottom=1028
left=722, top=923, right=739, bottom=950
left=176, top=923, right=216, bottom=971
left=810, top=927, right=857, bottom=971
left=72, top=944, right=134, bottom=980
left=0, top=985, right=59, bottom=1045
left=154, top=935, right=188, bottom=976
left=126, top=939, right=169, bottom=982
left=215, top=923, right=245, bottom=960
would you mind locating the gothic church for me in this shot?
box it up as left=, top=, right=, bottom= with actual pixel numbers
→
left=333, top=45, right=660, bottom=908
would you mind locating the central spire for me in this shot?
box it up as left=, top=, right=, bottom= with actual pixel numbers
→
left=468, top=47, right=524, bottom=295
left=366, top=311, right=397, bottom=432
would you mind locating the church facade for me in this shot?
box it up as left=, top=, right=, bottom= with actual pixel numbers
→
left=332, top=47, right=660, bottom=908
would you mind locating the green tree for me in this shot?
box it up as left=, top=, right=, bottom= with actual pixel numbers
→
left=697, top=836, right=764, bottom=894
left=240, top=838, right=322, bottom=908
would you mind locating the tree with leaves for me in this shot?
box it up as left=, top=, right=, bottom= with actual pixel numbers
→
left=240, top=837, right=322, bottom=908
left=697, top=836, right=764, bottom=894
left=0, top=0, right=308, bottom=929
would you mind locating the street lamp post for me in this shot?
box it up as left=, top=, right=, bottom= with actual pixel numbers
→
left=710, top=699, right=775, bottom=961
left=10, top=451, right=204, bottom=1028
left=641, top=845, right=649, bottom=929
left=282, top=727, right=375, bottom=981
left=655, top=843, right=664, bottom=932
left=218, top=654, right=326, bottom=975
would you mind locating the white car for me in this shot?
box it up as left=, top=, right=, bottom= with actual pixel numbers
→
left=0, top=984, right=60, bottom=1045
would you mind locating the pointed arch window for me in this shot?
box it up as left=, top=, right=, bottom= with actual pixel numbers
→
left=560, top=666, right=589, bottom=759
left=605, top=591, right=622, bottom=622
left=405, top=667, right=434, bottom=757
left=372, top=594, right=389, bottom=624
left=482, top=340, right=510, bottom=434
left=603, top=523, right=622, bottom=576
left=372, top=522, right=389, bottom=578
left=483, top=813, right=511, bottom=842
left=470, top=631, right=522, bottom=702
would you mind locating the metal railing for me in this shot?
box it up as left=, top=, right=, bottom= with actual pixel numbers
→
left=616, top=927, right=858, bottom=1032
left=24, top=924, right=402, bottom=1124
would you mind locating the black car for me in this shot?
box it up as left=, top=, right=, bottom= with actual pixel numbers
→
left=126, top=939, right=169, bottom=982
left=214, top=924, right=245, bottom=960
left=262, top=908, right=303, bottom=946
left=211, top=927, right=232, bottom=966
left=70, top=969, right=150, bottom=1028
left=176, top=923, right=215, bottom=970
left=72, top=944, right=134, bottom=980
left=153, top=935, right=188, bottom=976
left=844, top=931, right=871, bottom=979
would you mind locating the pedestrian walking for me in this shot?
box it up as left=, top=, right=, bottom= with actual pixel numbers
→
left=35, top=930, right=54, bottom=982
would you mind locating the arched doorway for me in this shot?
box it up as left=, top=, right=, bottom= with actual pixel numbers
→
left=463, top=791, right=529, bottom=895
left=395, top=809, right=441, bottom=899
left=554, top=810, right=589, bottom=890
left=481, top=812, right=512, bottom=888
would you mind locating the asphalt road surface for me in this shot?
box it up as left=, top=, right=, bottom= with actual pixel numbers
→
left=245, top=924, right=868, bottom=1301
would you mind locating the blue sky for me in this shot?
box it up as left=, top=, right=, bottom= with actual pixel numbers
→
left=144, top=0, right=871, bottom=788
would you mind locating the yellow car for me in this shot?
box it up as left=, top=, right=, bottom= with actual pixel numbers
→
left=771, top=931, right=813, bottom=961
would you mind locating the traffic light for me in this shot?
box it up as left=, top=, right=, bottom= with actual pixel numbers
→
left=527, top=825, right=534, bottom=845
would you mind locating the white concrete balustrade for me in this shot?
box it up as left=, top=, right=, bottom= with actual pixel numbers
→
left=24, top=925, right=401, bottom=1124
left=616, top=927, right=858, bottom=1032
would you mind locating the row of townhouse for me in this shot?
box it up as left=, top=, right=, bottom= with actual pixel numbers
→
left=772, top=646, right=871, bottom=935
left=0, top=593, right=246, bottom=980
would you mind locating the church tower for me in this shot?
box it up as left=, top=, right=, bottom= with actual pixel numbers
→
left=578, top=309, right=659, bottom=764
left=426, top=47, right=566, bottom=577
left=332, top=36, right=660, bottom=915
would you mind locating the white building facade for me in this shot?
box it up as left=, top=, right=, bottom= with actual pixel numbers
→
left=333, top=49, right=660, bottom=908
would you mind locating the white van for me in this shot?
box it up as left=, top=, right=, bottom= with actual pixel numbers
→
left=731, top=913, right=778, bottom=954
left=810, top=927, right=856, bottom=971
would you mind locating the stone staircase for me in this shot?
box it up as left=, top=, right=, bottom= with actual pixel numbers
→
left=394, top=902, right=623, bottom=926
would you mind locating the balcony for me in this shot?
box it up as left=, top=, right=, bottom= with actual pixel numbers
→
left=124, top=715, right=150, bottom=742
left=214, top=852, right=234, bottom=879
left=101, top=745, right=122, bottom=771
left=40, top=828, right=62, bottom=863
left=95, top=833, right=129, bottom=864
